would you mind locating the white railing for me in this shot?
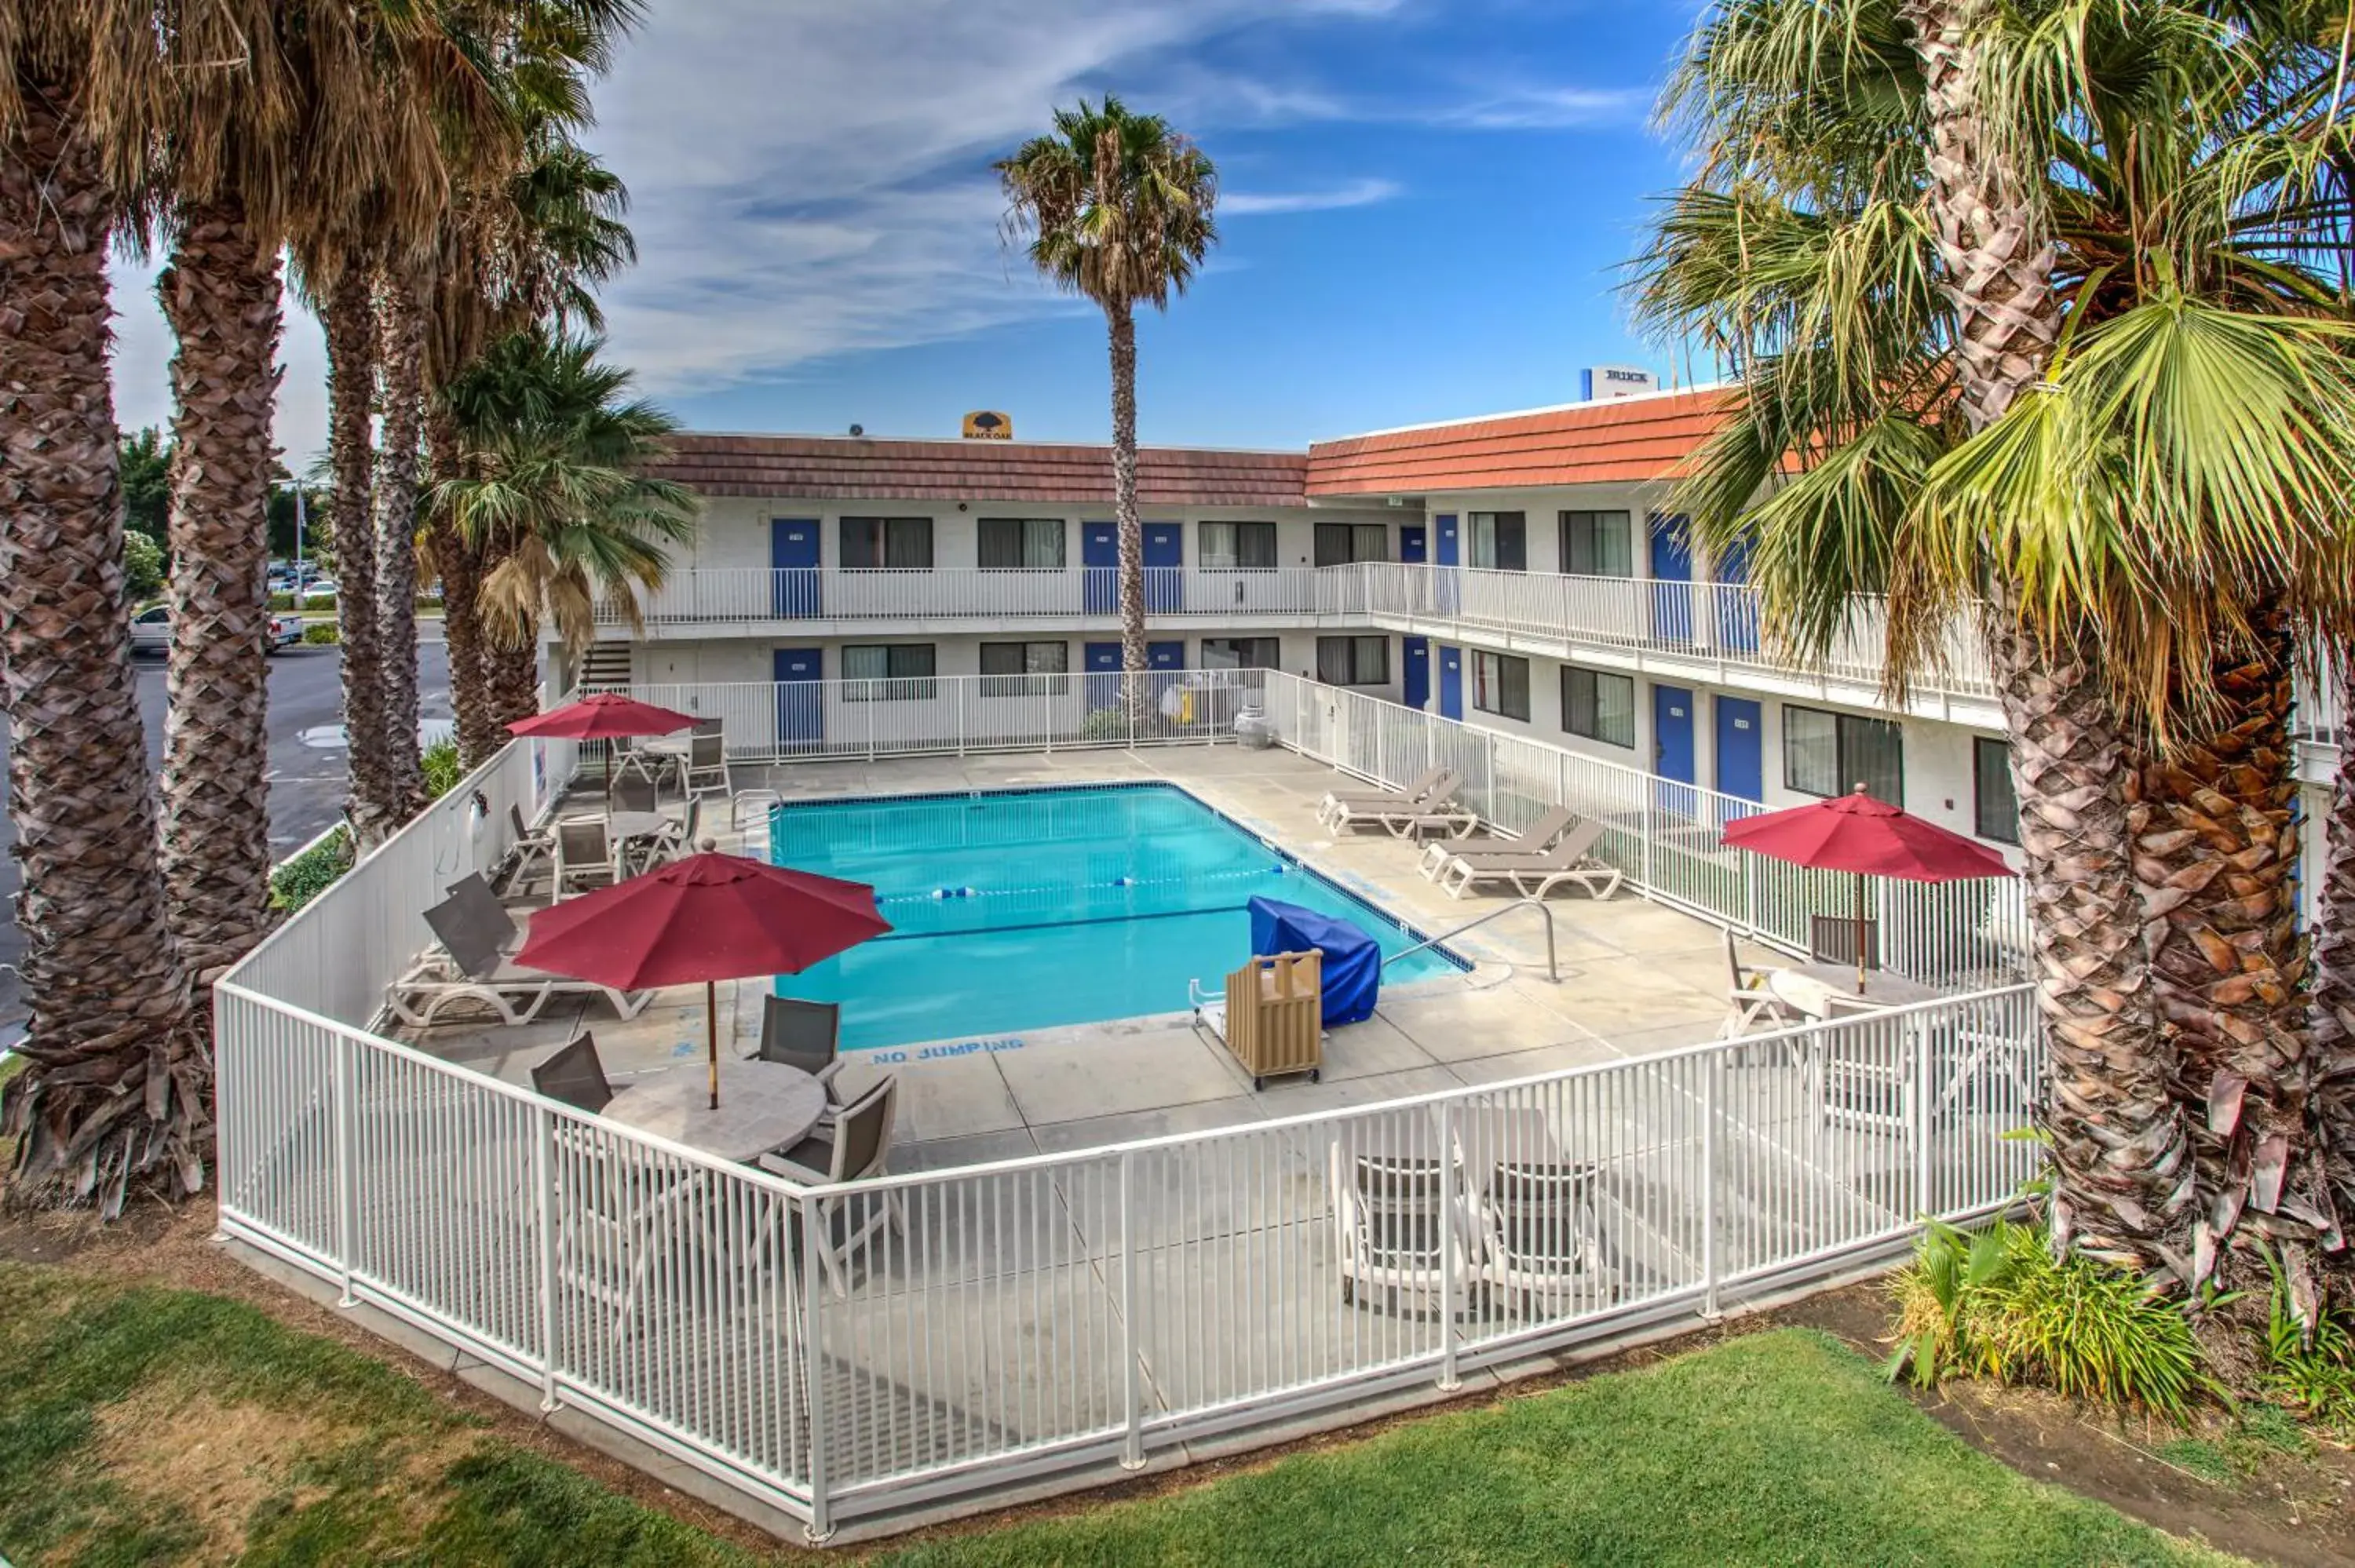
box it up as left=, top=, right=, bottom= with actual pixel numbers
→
left=598, top=668, right=1274, bottom=762
left=212, top=708, right=2048, bottom=1541
left=605, top=566, right=1326, bottom=626
left=1260, top=673, right=2030, bottom=990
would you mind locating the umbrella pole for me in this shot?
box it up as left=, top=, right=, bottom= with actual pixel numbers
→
left=1853, top=871, right=1868, bottom=995
left=707, top=979, right=720, bottom=1110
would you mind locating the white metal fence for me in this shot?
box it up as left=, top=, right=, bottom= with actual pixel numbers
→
left=213, top=717, right=2049, bottom=1541
left=604, top=567, right=1331, bottom=626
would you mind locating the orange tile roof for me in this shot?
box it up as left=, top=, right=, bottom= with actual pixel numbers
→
left=1305, top=388, right=1734, bottom=497
left=651, top=433, right=1310, bottom=508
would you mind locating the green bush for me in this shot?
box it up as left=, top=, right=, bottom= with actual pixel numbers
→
left=267, top=590, right=298, bottom=610
left=122, top=531, right=165, bottom=600
left=422, top=737, right=462, bottom=800
left=302, top=622, right=340, bottom=645
left=269, top=827, right=353, bottom=912
left=2258, top=1251, right=2355, bottom=1435
left=1080, top=706, right=1130, bottom=742
left=1887, top=1216, right=2211, bottom=1418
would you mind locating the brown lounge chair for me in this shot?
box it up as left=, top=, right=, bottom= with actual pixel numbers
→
left=1327, top=775, right=1480, bottom=840
left=386, top=875, right=654, bottom=1027
left=1316, top=766, right=1457, bottom=830
left=1433, top=819, right=1623, bottom=900
left=1416, top=804, right=1581, bottom=880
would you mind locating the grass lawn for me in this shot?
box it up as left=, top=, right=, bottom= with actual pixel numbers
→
left=0, top=1258, right=2237, bottom=1567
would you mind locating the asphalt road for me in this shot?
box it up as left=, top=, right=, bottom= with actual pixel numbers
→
left=0, top=636, right=452, bottom=1035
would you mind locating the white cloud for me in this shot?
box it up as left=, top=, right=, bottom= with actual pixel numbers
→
left=1221, top=178, right=1402, bottom=216
left=1424, top=84, right=1652, bottom=129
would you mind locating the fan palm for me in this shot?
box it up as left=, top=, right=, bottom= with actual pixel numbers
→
left=998, top=97, right=1217, bottom=675
left=1637, top=0, right=2355, bottom=1286
left=435, top=330, right=696, bottom=684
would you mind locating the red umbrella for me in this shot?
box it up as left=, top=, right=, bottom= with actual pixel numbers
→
left=517, top=850, right=891, bottom=1110
left=1719, top=786, right=2014, bottom=994
left=506, top=694, right=698, bottom=811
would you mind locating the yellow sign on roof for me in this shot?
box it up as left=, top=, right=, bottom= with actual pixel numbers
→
left=962, top=410, right=1013, bottom=440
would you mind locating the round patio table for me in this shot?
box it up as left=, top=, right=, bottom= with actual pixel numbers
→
left=601, top=1058, right=827, bottom=1163
left=1766, top=963, right=1943, bottom=1019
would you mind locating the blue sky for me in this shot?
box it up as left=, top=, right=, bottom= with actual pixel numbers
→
left=108, top=0, right=1706, bottom=459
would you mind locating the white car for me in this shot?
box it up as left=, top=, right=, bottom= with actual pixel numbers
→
left=130, top=606, right=307, bottom=655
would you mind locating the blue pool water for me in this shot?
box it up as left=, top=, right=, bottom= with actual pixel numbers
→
left=769, top=784, right=1464, bottom=1050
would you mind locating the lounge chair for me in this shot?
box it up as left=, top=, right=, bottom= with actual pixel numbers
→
left=1327, top=775, right=1479, bottom=839
left=386, top=885, right=653, bottom=1028
left=754, top=994, right=849, bottom=1115
left=1455, top=1107, right=1620, bottom=1316
left=554, top=818, right=615, bottom=895
left=505, top=804, right=554, bottom=892
left=757, top=1075, right=903, bottom=1296
left=531, top=1032, right=615, bottom=1114
left=1415, top=804, right=1580, bottom=881
left=1331, top=1118, right=1479, bottom=1310
left=1315, top=766, right=1455, bottom=830
left=1435, top=819, right=1623, bottom=900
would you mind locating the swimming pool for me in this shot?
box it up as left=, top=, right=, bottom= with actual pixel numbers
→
left=768, top=784, right=1465, bottom=1050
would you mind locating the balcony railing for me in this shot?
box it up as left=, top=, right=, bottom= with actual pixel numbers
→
left=604, top=566, right=1327, bottom=626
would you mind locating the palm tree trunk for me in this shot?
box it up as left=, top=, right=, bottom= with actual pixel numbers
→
left=156, top=196, right=283, bottom=979
left=1897, top=0, right=2187, bottom=1274
left=484, top=616, right=542, bottom=730
left=2308, top=644, right=2355, bottom=1259
left=1107, top=304, right=1147, bottom=682
left=373, top=275, right=426, bottom=819
left=0, top=86, right=207, bottom=1212
left=324, top=269, right=396, bottom=844
left=427, top=401, right=497, bottom=768
left=2143, top=601, right=2340, bottom=1294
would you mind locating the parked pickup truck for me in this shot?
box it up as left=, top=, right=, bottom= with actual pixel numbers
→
left=130, top=606, right=305, bottom=655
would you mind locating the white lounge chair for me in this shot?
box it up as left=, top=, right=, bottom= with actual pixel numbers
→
left=1435, top=819, right=1623, bottom=900
left=386, top=882, right=653, bottom=1028
left=1331, top=1118, right=1480, bottom=1311
left=1455, top=1107, right=1621, bottom=1317
left=1327, top=775, right=1480, bottom=839
left=1415, top=804, right=1580, bottom=880
left=1316, top=767, right=1456, bottom=830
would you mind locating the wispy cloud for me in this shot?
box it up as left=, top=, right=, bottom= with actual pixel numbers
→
left=1425, top=84, right=1652, bottom=129
left=1221, top=177, right=1402, bottom=217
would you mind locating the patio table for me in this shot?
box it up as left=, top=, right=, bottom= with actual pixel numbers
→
left=1765, top=963, right=1943, bottom=1019
left=601, top=1057, right=827, bottom=1162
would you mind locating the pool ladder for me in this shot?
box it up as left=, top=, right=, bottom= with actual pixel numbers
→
left=1382, top=896, right=1561, bottom=984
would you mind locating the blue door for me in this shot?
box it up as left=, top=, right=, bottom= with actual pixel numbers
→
left=1083, top=639, right=1123, bottom=713
left=1438, top=645, right=1464, bottom=720
left=1400, top=524, right=1428, bottom=563
left=1433, top=512, right=1460, bottom=614
left=1144, top=522, right=1183, bottom=611
left=1714, top=534, right=1759, bottom=653
left=774, top=647, right=823, bottom=747
left=771, top=519, right=820, bottom=618
left=1433, top=513, right=1459, bottom=566
left=1653, top=683, right=1697, bottom=819
left=1402, top=636, right=1430, bottom=709
left=1648, top=515, right=1693, bottom=644
left=1148, top=640, right=1184, bottom=669
left=1082, top=522, right=1118, bottom=613
left=1715, top=695, right=1764, bottom=809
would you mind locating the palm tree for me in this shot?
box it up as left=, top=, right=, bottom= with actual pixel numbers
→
left=998, top=97, right=1217, bottom=676
left=0, top=7, right=230, bottom=1206
left=436, top=329, right=696, bottom=695
left=1638, top=0, right=2355, bottom=1288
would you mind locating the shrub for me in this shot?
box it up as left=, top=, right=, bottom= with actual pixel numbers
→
left=1080, top=706, right=1130, bottom=742
left=422, top=737, right=463, bottom=800
left=303, top=622, right=340, bottom=645
left=267, top=591, right=298, bottom=610
left=2257, top=1252, right=2355, bottom=1435
left=1887, top=1217, right=2210, bottom=1419
left=122, top=531, right=165, bottom=600
left=269, top=827, right=352, bottom=912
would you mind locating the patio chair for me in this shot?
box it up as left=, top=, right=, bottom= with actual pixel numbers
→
left=1315, top=766, right=1454, bottom=830
left=754, top=994, right=849, bottom=1114
left=1434, top=820, right=1623, bottom=901
left=1330, top=1119, right=1479, bottom=1311
left=387, top=886, right=653, bottom=1028
left=1809, top=913, right=1880, bottom=972
left=612, top=771, right=659, bottom=815
left=531, top=1032, right=615, bottom=1114
left=610, top=736, right=681, bottom=796
left=1327, top=775, right=1480, bottom=839
left=757, top=1075, right=902, bottom=1296
left=1456, top=1107, right=1620, bottom=1316
left=1415, top=804, right=1579, bottom=881
left=1720, top=928, right=1800, bottom=1038
left=554, top=818, right=615, bottom=895
left=504, top=804, right=554, bottom=892
left=683, top=731, right=732, bottom=802
left=1808, top=1001, right=1914, bottom=1133
left=648, top=798, right=703, bottom=866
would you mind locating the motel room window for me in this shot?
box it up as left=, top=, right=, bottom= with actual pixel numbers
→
left=1784, top=705, right=1904, bottom=807
left=979, top=640, right=1070, bottom=697
left=1562, top=665, right=1635, bottom=748
left=1560, top=510, right=1634, bottom=577
left=1313, top=522, right=1391, bottom=567
left=1974, top=736, right=2021, bottom=845
left=1199, top=636, right=1281, bottom=671
left=1472, top=651, right=1532, bottom=721
left=1199, top=520, right=1279, bottom=569
left=977, top=517, right=1066, bottom=570
left=840, top=643, right=937, bottom=700
left=1466, top=511, right=1528, bottom=571
left=1316, top=635, right=1390, bottom=687
left=839, top=516, right=933, bottom=570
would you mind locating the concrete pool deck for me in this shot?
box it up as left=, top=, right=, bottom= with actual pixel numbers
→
left=404, top=742, right=1778, bottom=1172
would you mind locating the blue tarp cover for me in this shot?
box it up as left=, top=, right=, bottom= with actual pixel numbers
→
left=1247, top=896, right=1381, bottom=1026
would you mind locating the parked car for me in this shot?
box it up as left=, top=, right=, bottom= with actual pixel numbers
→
left=130, top=606, right=308, bottom=656
left=299, top=580, right=338, bottom=606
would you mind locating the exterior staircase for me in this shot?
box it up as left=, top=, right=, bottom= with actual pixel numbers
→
left=579, top=640, right=634, bottom=693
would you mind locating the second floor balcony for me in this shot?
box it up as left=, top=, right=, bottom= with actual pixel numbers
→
left=603, top=564, right=1334, bottom=630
